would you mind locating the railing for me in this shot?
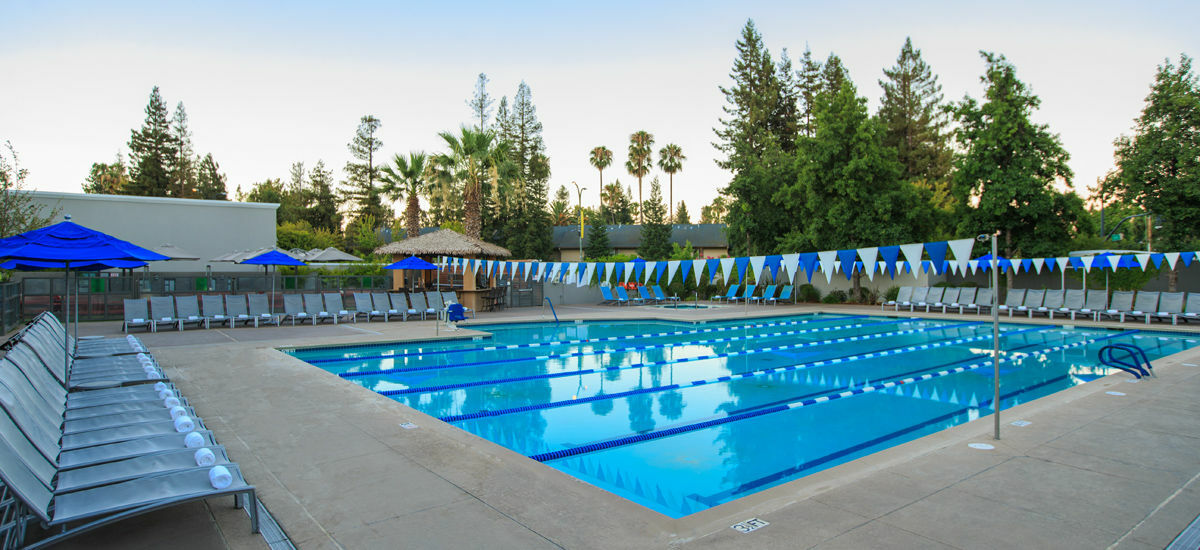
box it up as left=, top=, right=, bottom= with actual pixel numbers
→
left=0, top=282, right=19, bottom=334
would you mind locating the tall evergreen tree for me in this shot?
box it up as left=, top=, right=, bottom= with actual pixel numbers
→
left=494, top=81, right=553, bottom=259
left=125, top=86, right=176, bottom=197
left=879, top=37, right=952, bottom=183
left=657, top=143, right=685, bottom=220
left=342, top=115, right=390, bottom=226
left=674, top=201, right=691, bottom=224
left=549, top=185, right=572, bottom=226
left=772, top=49, right=801, bottom=153
left=194, top=153, right=227, bottom=200
left=714, top=19, right=786, bottom=173
left=601, top=181, right=635, bottom=225
left=950, top=52, right=1083, bottom=261
left=797, top=47, right=823, bottom=138
left=169, top=102, right=197, bottom=198
left=82, top=154, right=130, bottom=194
left=626, top=130, right=654, bottom=222
left=1108, top=54, right=1200, bottom=290
left=638, top=178, right=672, bottom=260
left=821, top=53, right=848, bottom=96
left=584, top=215, right=612, bottom=259
left=305, top=160, right=341, bottom=232
left=466, top=73, right=494, bottom=131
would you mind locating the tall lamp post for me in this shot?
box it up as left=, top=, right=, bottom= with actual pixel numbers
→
left=573, top=181, right=587, bottom=261
left=979, top=233, right=1001, bottom=440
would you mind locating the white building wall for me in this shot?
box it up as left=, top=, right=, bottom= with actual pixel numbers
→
left=26, top=191, right=278, bottom=273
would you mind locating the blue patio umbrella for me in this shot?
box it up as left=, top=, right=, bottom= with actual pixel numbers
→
left=238, top=250, right=307, bottom=314
left=0, top=215, right=169, bottom=371
left=384, top=256, right=439, bottom=292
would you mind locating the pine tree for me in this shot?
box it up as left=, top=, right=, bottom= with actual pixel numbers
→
left=821, top=53, right=848, bottom=97
left=342, top=115, right=391, bottom=227
left=125, top=86, right=176, bottom=197
left=797, top=47, right=823, bottom=138
left=674, top=201, right=691, bottom=224
left=878, top=37, right=952, bottom=183
left=584, top=215, right=612, bottom=259
left=497, top=82, right=553, bottom=259
left=549, top=185, right=572, bottom=225
left=305, top=160, right=341, bottom=232
left=714, top=19, right=785, bottom=173
left=169, top=102, right=197, bottom=198
left=772, top=49, right=801, bottom=154
left=600, top=181, right=635, bottom=225
left=1108, top=54, right=1200, bottom=289
left=466, top=73, right=494, bottom=131
left=194, top=153, right=228, bottom=200
left=951, top=52, right=1082, bottom=260
left=638, top=178, right=672, bottom=260
left=82, top=154, right=130, bottom=194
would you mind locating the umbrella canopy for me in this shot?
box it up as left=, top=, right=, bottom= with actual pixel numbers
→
left=384, top=255, right=438, bottom=270
left=149, top=243, right=201, bottom=261
left=0, top=217, right=169, bottom=263
left=0, top=259, right=147, bottom=271
left=239, top=250, right=307, bottom=267
left=306, top=247, right=363, bottom=262
left=213, top=247, right=304, bottom=263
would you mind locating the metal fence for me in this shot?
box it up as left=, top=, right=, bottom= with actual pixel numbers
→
left=1, top=282, right=19, bottom=334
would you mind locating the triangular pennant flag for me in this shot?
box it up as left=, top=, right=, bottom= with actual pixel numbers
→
left=946, top=259, right=959, bottom=276
left=836, top=249, right=857, bottom=281
left=604, top=263, right=615, bottom=284
left=782, top=253, right=800, bottom=282
left=706, top=259, right=720, bottom=283
left=817, top=250, right=838, bottom=284
left=947, top=238, right=975, bottom=265
left=1149, top=253, right=1164, bottom=268
left=900, top=243, right=925, bottom=276
left=968, top=260, right=979, bottom=275
left=748, top=256, right=765, bottom=283
left=665, top=261, right=680, bottom=286
left=1164, top=252, right=1180, bottom=270
left=924, top=241, right=948, bottom=275
left=1080, top=255, right=1096, bottom=272
left=654, top=261, right=667, bottom=283
left=1054, top=257, right=1069, bottom=272
left=878, top=245, right=900, bottom=279
left=857, top=247, right=878, bottom=281
left=1031, top=258, right=1044, bottom=274
left=1018, top=258, right=1031, bottom=274
left=642, top=261, right=656, bottom=283
left=735, top=257, right=751, bottom=282
left=1181, top=252, right=1195, bottom=267
left=799, top=253, right=820, bottom=283
left=692, top=259, right=706, bottom=285
left=764, top=255, right=782, bottom=281
left=1134, top=253, right=1150, bottom=271
left=720, top=258, right=735, bottom=284
left=678, top=260, right=693, bottom=285
left=579, top=263, right=595, bottom=287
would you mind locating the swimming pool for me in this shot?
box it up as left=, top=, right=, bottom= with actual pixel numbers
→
left=287, top=313, right=1199, bottom=518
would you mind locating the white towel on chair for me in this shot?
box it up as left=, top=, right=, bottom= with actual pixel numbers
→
left=208, top=465, right=233, bottom=489
left=184, top=431, right=205, bottom=448
left=158, top=388, right=175, bottom=400
left=137, top=352, right=150, bottom=361
left=146, top=371, right=163, bottom=380
left=194, top=447, right=217, bottom=467
left=163, top=396, right=181, bottom=409
left=174, top=415, right=195, bottom=433
left=169, top=405, right=189, bottom=420
left=154, top=381, right=169, bottom=392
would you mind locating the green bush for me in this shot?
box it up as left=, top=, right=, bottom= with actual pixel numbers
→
left=883, top=286, right=900, bottom=302
left=797, top=284, right=821, bottom=303
left=821, top=290, right=847, bottom=304
left=851, top=287, right=879, bottom=304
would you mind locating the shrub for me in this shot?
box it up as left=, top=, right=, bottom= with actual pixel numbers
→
left=851, top=287, right=879, bottom=304
left=883, top=286, right=900, bottom=302
left=797, top=284, right=821, bottom=303
left=821, top=290, right=848, bottom=304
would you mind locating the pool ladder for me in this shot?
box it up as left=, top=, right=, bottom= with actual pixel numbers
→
left=543, top=297, right=559, bottom=326
left=1098, top=343, right=1154, bottom=379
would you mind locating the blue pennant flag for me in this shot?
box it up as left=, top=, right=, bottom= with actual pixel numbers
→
left=706, top=259, right=720, bottom=283
left=596, top=263, right=605, bottom=281
left=878, top=245, right=900, bottom=278
left=1181, top=252, right=1195, bottom=267
left=764, top=255, right=782, bottom=280
left=1150, top=253, right=1164, bottom=268
left=924, top=241, right=948, bottom=274
left=679, top=260, right=693, bottom=283
left=735, top=256, right=750, bottom=282
left=836, top=249, right=858, bottom=280
left=799, top=253, right=819, bottom=282
left=655, top=262, right=667, bottom=283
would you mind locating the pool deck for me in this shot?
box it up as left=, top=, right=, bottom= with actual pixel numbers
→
left=61, top=303, right=1200, bottom=549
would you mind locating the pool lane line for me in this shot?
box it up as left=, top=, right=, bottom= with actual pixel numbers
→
left=306, top=314, right=866, bottom=364
left=337, top=318, right=910, bottom=378
left=526, top=329, right=1138, bottom=463
left=436, top=324, right=1042, bottom=423
left=377, top=321, right=987, bottom=396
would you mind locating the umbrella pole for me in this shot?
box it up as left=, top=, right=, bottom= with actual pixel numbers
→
left=64, top=262, right=71, bottom=375
left=73, top=267, right=79, bottom=345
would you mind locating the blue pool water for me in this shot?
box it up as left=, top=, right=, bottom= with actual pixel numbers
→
left=287, top=314, right=1199, bottom=517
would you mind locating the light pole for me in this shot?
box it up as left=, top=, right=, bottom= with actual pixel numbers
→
left=572, top=181, right=587, bottom=261
left=979, top=233, right=1001, bottom=440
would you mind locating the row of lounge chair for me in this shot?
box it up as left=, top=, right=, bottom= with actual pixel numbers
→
left=599, top=285, right=679, bottom=306
left=711, top=284, right=794, bottom=306
left=886, top=286, right=1200, bottom=324
left=123, top=291, right=474, bottom=332
left=0, top=313, right=257, bottom=547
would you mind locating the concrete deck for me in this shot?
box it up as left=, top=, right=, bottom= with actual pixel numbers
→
left=63, top=303, right=1200, bottom=549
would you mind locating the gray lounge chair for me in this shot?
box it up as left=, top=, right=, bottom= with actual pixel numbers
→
left=1129, top=291, right=1160, bottom=325
left=884, top=286, right=912, bottom=311
left=223, top=295, right=253, bottom=328
left=1057, top=290, right=1085, bottom=320
left=426, top=291, right=446, bottom=312
left=389, top=293, right=414, bottom=321
left=949, top=288, right=976, bottom=314
left=353, top=293, right=379, bottom=322
left=1032, top=289, right=1064, bottom=318
left=149, top=297, right=182, bottom=332
left=201, top=295, right=233, bottom=328
left=282, top=294, right=309, bottom=326
left=1153, top=292, right=1185, bottom=325
left=997, top=289, right=1026, bottom=317
left=371, top=293, right=397, bottom=321
left=934, top=288, right=959, bottom=313
left=122, top=299, right=152, bottom=334
left=918, top=287, right=944, bottom=312
left=967, top=288, right=994, bottom=315
left=1179, top=293, right=1200, bottom=324
left=904, top=287, right=928, bottom=311
left=408, top=293, right=434, bottom=320
left=323, top=292, right=353, bottom=323
left=247, top=294, right=280, bottom=327
left=303, top=293, right=337, bottom=325
left=174, top=295, right=209, bottom=330
left=1013, top=289, right=1044, bottom=318
left=1075, top=290, right=1108, bottom=321
left=1102, top=291, right=1135, bottom=322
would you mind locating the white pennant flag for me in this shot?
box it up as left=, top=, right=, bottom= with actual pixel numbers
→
left=1032, top=258, right=1044, bottom=274
left=1165, top=252, right=1180, bottom=270
left=947, top=238, right=975, bottom=266
left=623, top=264, right=634, bottom=283
left=666, top=260, right=681, bottom=286
left=1135, top=253, right=1151, bottom=271
left=782, top=253, right=800, bottom=283
left=1108, top=255, right=1121, bottom=272
left=692, top=259, right=707, bottom=285
left=857, top=247, right=878, bottom=281
left=1079, top=255, right=1096, bottom=272
left=817, top=250, right=838, bottom=284
left=604, top=263, right=615, bottom=284
left=644, top=261, right=657, bottom=283
left=579, top=263, right=594, bottom=287
left=946, top=259, right=959, bottom=276
left=968, top=260, right=979, bottom=275
left=1012, top=259, right=1024, bottom=275
left=748, top=256, right=766, bottom=283
left=900, top=243, right=925, bottom=276
left=1054, top=257, right=1070, bottom=273
left=720, top=258, right=735, bottom=284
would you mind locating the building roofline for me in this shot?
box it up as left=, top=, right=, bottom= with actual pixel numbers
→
left=28, top=190, right=279, bottom=210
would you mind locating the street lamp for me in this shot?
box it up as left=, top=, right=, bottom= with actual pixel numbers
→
left=572, top=181, right=587, bottom=261
left=978, top=233, right=1001, bottom=440
left=1102, top=212, right=1157, bottom=252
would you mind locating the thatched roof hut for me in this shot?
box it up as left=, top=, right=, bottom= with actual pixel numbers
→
left=375, top=229, right=512, bottom=258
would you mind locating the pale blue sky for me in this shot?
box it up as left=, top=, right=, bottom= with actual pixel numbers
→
left=3, top=1, right=1196, bottom=215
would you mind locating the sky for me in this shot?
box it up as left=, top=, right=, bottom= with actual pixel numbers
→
left=2, top=1, right=1197, bottom=218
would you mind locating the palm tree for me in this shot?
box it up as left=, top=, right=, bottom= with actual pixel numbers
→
left=436, top=126, right=498, bottom=239
left=589, top=146, right=612, bottom=210
left=625, top=131, right=654, bottom=223
left=379, top=152, right=428, bottom=239
left=657, top=143, right=685, bottom=220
